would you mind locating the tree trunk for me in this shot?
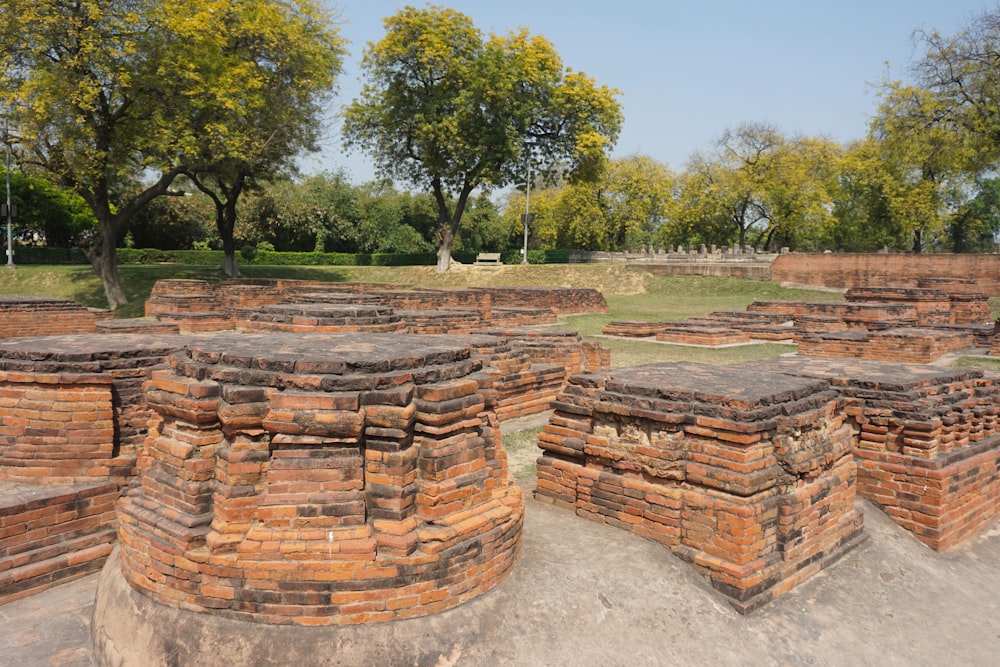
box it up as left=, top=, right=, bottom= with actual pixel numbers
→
left=436, top=225, right=454, bottom=272
left=87, top=226, right=127, bottom=310
left=431, top=178, right=473, bottom=273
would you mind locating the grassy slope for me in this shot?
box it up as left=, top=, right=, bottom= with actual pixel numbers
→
left=1, top=261, right=996, bottom=370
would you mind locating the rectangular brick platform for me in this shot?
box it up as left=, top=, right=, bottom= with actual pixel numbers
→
left=0, top=296, right=103, bottom=338
left=0, top=480, right=117, bottom=604
left=738, top=357, right=1000, bottom=551
left=798, top=328, right=975, bottom=364
left=534, top=362, right=865, bottom=612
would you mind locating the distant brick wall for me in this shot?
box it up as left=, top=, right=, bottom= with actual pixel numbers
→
left=0, top=296, right=101, bottom=338
left=772, top=253, right=1000, bottom=295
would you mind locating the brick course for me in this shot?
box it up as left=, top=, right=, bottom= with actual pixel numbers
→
left=0, top=295, right=103, bottom=338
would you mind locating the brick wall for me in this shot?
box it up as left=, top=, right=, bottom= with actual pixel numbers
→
left=0, top=296, right=100, bottom=338
left=0, top=481, right=117, bottom=604
left=798, top=329, right=975, bottom=364
left=771, top=253, right=1000, bottom=295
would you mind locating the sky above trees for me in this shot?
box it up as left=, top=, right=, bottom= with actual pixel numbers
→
left=314, top=0, right=996, bottom=182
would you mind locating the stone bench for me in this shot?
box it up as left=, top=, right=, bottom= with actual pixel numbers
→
left=474, top=252, right=503, bottom=265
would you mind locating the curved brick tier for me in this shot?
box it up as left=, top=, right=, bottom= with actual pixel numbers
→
left=235, top=304, right=405, bottom=333
left=535, top=362, right=865, bottom=612
left=115, top=333, right=523, bottom=625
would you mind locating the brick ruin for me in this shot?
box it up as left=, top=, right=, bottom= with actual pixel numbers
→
left=0, top=295, right=110, bottom=338
left=736, top=357, right=1000, bottom=551
left=0, top=280, right=610, bottom=608
left=0, top=334, right=188, bottom=602
left=116, top=333, right=523, bottom=624
left=534, top=362, right=865, bottom=612
left=144, top=279, right=599, bottom=334
left=602, top=278, right=992, bottom=364
left=3, top=272, right=1000, bottom=623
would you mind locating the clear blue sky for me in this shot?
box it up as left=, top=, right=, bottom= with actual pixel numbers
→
left=306, top=0, right=999, bottom=182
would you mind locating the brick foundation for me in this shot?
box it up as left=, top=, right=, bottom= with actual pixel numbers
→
left=798, top=328, right=975, bottom=364
left=116, top=333, right=523, bottom=625
left=0, top=295, right=103, bottom=338
left=0, top=480, right=118, bottom=604
left=0, top=335, right=187, bottom=603
left=534, top=362, right=865, bottom=612
left=738, top=357, right=1000, bottom=551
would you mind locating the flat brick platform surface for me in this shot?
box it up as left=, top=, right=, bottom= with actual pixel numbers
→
left=534, top=362, right=865, bottom=612
left=737, top=357, right=1000, bottom=550
left=798, top=327, right=975, bottom=364
left=114, top=332, right=524, bottom=626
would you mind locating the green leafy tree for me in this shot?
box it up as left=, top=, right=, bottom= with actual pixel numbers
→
left=672, top=124, right=840, bottom=252
left=0, top=167, right=96, bottom=247
left=949, top=177, right=1000, bottom=252
left=163, top=0, right=347, bottom=276
left=343, top=5, right=623, bottom=272
left=869, top=84, right=973, bottom=252
left=910, top=10, right=1000, bottom=173
left=0, top=0, right=188, bottom=307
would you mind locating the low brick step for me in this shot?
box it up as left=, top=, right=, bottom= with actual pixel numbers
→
left=0, top=530, right=115, bottom=604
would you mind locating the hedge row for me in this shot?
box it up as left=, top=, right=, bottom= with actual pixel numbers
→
left=8, top=247, right=571, bottom=266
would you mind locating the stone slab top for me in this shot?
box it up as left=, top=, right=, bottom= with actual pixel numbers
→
left=0, top=333, right=189, bottom=363
left=594, top=361, right=831, bottom=413
left=179, top=332, right=478, bottom=377
left=0, top=294, right=81, bottom=307
left=736, top=356, right=982, bottom=392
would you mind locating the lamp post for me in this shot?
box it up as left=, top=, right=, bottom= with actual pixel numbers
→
left=521, top=162, right=530, bottom=264
left=3, top=119, right=13, bottom=269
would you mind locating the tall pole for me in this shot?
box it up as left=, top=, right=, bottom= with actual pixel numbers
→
left=4, top=118, right=13, bottom=269
left=522, top=161, right=530, bottom=265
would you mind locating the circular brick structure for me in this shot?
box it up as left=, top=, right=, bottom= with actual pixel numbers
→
left=105, top=332, right=523, bottom=627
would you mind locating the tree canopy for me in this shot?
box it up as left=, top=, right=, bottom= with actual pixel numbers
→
left=343, top=5, right=623, bottom=271
left=0, top=0, right=345, bottom=306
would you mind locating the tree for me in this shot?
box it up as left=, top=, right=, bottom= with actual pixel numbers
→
left=503, top=155, right=675, bottom=252
left=674, top=123, right=785, bottom=250
left=868, top=84, right=973, bottom=252
left=672, top=124, right=840, bottom=252
left=0, top=166, right=96, bottom=247
left=0, top=0, right=187, bottom=308
left=911, top=10, right=1000, bottom=172
left=949, top=177, right=1000, bottom=252
left=343, top=5, right=623, bottom=272
left=162, top=0, right=346, bottom=276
